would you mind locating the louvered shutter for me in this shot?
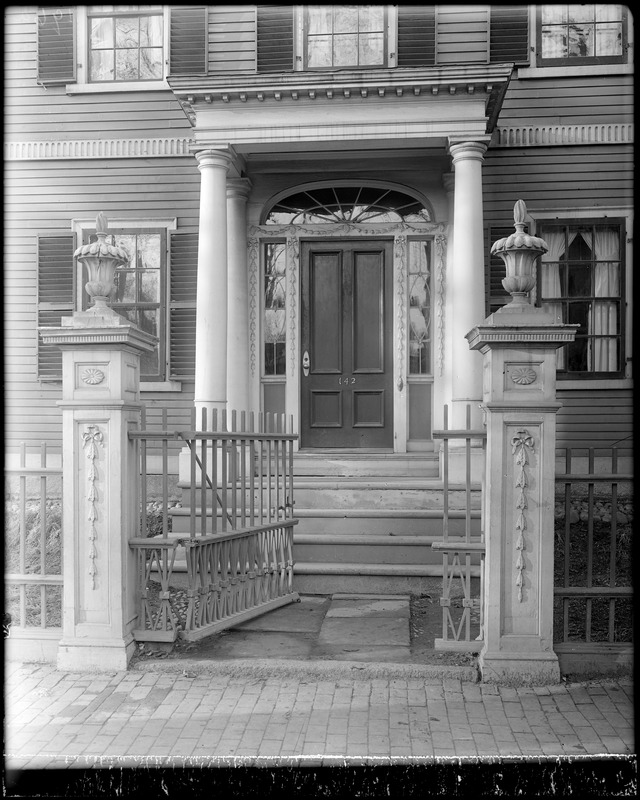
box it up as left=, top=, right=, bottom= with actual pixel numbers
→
left=257, top=6, right=294, bottom=72
left=169, top=232, right=198, bottom=379
left=37, top=235, right=75, bottom=380
left=485, top=226, right=518, bottom=315
left=397, top=6, right=436, bottom=67
left=490, top=5, right=529, bottom=64
left=169, top=6, right=208, bottom=76
left=37, top=7, right=76, bottom=85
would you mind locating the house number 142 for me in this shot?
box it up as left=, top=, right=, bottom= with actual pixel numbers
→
left=338, top=377, right=356, bottom=385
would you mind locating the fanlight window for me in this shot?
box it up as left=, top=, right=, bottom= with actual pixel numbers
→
left=264, top=186, right=432, bottom=224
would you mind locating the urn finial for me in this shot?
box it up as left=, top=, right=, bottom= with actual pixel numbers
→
left=490, top=200, right=548, bottom=306
left=73, top=212, right=129, bottom=310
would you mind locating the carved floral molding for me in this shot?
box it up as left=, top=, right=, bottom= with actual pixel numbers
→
left=5, top=138, right=193, bottom=161
left=512, top=429, right=534, bottom=603
left=82, top=424, right=104, bottom=590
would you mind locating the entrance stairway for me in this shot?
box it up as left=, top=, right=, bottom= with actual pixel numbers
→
left=168, top=451, right=482, bottom=596
left=291, top=452, right=482, bottom=595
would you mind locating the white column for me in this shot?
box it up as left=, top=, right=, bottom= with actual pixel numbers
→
left=226, top=177, right=252, bottom=418
left=435, top=171, right=455, bottom=431
left=194, top=149, right=234, bottom=418
left=448, top=140, right=488, bottom=431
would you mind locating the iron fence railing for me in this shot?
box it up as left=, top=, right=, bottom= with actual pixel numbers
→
left=4, top=443, right=63, bottom=636
left=431, top=404, right=486, bottom=651
left=128, top=409, right=299, bottom=643
left=553, top=447, right=633, bottom=649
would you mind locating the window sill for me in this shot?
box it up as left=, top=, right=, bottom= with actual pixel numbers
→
left=141, top=381, right=182, bottom=393
left=516, top=62, right=633, bottom=79
left=66, top=80, right=171, bottom=95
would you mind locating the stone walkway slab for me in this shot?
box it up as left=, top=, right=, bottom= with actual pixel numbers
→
left=318, top=618, right=410, bottom=647
left=327, top=598, right=410, bottom=618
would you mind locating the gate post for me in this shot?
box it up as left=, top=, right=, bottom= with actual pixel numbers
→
left=39, top=213, right=156, bottom=671
left=466, top=201, right=577, bottom=684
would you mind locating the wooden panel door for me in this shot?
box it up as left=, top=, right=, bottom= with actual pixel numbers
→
left=301, top=239, right=393, bottom=448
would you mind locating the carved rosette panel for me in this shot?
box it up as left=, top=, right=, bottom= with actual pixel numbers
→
left=82, top=424, right=104, bottom=589
left=511, top=430, right=534, bottom=602
left=286, top=236, right=299, bottom=378
left=394, top=235, right=406, bottom=392
left=81, top=368, right=105, bottom=385
left=434, top=233, right=447, bottom=376
left=247, top=237, right=259, bottom=377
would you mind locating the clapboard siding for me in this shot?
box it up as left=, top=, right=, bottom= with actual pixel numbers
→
left=482, top=146, right=634, bottom=218
left=498, top=76, right=634, bottom=127
left=556, top=391, right=634, bottom=449
left=436, top=5, right=489, bottom=64
left=209, top=5, right=256, bottom=72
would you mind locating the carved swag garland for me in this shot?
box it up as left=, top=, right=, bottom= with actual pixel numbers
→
left=512, top=429, right=534, bottom=602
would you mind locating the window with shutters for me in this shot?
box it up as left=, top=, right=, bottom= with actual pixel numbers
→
left=38, top=223, right=197, bottom=383
left=536, top=5, right=628, bottom=67
left=40, top=6, right=208, bottom=92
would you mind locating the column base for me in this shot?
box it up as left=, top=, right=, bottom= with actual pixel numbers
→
left=479, top=649, right=561, bottom=685
left=56, top=635, right=136, bottom=672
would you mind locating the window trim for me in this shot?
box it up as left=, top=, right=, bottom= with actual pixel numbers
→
left=294, top=6, right=397, bottom=71
left=67, top=6, right=171, bottom=94
left=530, top=213, right=628, bottom=381
left=72, top=217, right=177, bottom=385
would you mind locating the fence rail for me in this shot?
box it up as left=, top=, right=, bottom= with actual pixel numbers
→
left=4, top=443, right=63, bottom=643
left=129, top=408, right=299, bottom=644
left=431, top=405, right=486, bottom=651
left=553, top=447, right=633, bottom=656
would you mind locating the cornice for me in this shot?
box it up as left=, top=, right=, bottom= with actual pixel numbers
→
left=168, top=64, right=514, bottom=129
left=4, top=137, right=193, bottom=161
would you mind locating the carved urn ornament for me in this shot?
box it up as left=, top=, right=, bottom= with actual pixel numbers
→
left=73, top=212, right=129, bottom=310
left=490, top=200, right=548, bottom=305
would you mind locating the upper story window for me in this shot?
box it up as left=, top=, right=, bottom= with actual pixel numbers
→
left=88, top=6, right=163, bottom=82
left=537, top=220, right=625, bottom=377
left=305, top=6, right=386, bottom=69
left=537, top=4, right=628, bottom=66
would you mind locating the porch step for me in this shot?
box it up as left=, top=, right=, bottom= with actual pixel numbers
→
left=293, top=452, right=440, bottom=478
left=294, top=508, right=481, bottom=536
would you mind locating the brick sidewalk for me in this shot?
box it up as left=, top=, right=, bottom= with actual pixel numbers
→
left=4, top=661, right=634, bottom=770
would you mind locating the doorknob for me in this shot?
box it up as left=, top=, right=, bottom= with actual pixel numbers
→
left=302, top=350, right=310, bottom=377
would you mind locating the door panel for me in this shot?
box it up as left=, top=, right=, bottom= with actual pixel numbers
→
left=301, top=239, right=393, bottom=448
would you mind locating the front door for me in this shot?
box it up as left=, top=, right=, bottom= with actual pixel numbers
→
left=300, top=239, right=393, bottom=448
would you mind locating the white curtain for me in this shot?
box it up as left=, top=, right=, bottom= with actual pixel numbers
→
left=591, top=228, right=620, bottom=371
left=540, top=230, right=576, bottom=370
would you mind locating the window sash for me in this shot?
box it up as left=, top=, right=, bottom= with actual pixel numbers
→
left=536, top=4, right=627, bottom=66
left=304, top=6, right=388, bottom=70
left=537, top=221, right=624, bottom=377
left=87, top=9, right=164, bottom=82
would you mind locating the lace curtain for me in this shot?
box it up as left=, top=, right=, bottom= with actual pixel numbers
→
left=540, top=226, right=620, bottom=372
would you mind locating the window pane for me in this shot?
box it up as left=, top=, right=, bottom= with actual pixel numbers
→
left=568, top=24, right=594, bottom=57
left=140, top=271, right=160, bottom=303
left=90, top=49, right=114, bottom=81
left=139, top=47, right=163, bottom=78
left=140, top=15, right=163, bottom=47
left=91, top=17, right=113, bottom=48
left=333, top=34, right=358, bottom=66
left=542, top=6, right=567, bottom=24
left=137, top=234, right=161, bottom=269
left=334, top=6, right=358, bottom=33
left=408, top=241, right=432, bottom=375
left=597, top=24, right=623, bottom=55
left=115, top=48, right=139, bottom=80
left=597, top=4, right=623, bottom=22
left=359, top=33, right=384, bottom=65
left=115, top=16, right=139, bottom=48
left=114, top=270, right=136, bottom=303
left=264, top=244, right=286, bottom=375
left=308, top=36, right=333, bottom=68
left=567, top=264, right=591, bottom=296
left=308, top=7, right=332, bottom=35
left=360, top=6, right=384, bottom=32
left=568, top=4, right=595, bottom=23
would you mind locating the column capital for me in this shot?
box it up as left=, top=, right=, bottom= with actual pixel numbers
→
left=447, top=138, right=490, bottom=163
left=195, top=147, right=237, bottom=172
left=227, top=176, right=253, bottom=200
